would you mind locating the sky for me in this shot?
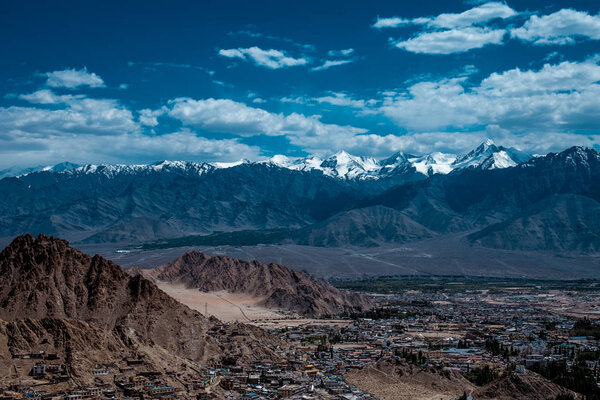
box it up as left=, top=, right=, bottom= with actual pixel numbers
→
left=1, top=0, right=600, bottom=167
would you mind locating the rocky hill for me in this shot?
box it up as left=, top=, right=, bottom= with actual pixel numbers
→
left=344, top=357, right=475, bottom=400
left=145, top=251, right=373, bottom=317
left=346, top=357, right=580, bottom=400
left=473, top=369, right=580, bottom=400
left=0, top=234, right=286, bottom=384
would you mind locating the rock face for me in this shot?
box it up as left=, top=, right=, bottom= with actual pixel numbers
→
left=0, top=234, right=285, bottom=384
left=149, top=251, right=373, bottom=317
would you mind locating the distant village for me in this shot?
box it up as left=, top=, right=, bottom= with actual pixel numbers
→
left=2, top=282, right=600, bottom=400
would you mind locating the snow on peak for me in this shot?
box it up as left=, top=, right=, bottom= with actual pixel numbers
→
left=408, top=152, right=457, bottom=176
left=319, top=151, right=380, bottom=179
left=212, top=159, right=249, bottom=169
left=452, top=140, right=531, bottom=171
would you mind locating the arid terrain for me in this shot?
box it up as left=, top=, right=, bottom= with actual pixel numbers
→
left=155, top=283, right=290, bottom=322
left=135, top=250, right=373, bottom=317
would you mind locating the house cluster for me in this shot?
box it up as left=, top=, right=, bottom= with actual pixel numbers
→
left=2, top=283, right=600, bottom=399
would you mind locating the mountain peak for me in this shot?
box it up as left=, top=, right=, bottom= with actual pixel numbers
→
left=45, top=161, right=80, bottom=172
left=452, top=140, right=531, bottom=170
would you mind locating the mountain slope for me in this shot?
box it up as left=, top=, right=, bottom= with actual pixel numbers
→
left=0, top=234, right=285, bottom=369
left=367, top=147, right=600, bottom=235
left=294, top=205, right=435, bottom=247
left=0, top=145, right=596, bottom=255
left=146, top=251, right=373, bottom=317
left=468, top=194, right=600, bottom=253
left=0, top=163, right=360, bottom=243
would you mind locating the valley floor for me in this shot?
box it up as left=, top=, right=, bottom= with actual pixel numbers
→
left=75, top=233, right=600, bottom=280
left=155, top=282, right=290, bottom=322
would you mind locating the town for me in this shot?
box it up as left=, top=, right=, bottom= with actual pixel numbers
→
left=3, top=277, right=600, bottom=399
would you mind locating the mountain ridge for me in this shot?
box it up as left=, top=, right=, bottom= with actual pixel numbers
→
left=141, top=251, right=373, bottom=317
left=0, top=145, right=598, bottom=260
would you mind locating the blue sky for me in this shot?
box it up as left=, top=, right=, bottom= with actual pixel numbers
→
left=1, top=0, right=600, bottom=167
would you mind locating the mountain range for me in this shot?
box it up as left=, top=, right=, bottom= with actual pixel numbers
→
left=0, top=139, right=528, bottom=181
left=0, top=141, right=599, bottom=262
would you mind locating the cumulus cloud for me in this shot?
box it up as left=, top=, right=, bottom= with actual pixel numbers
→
left=373, top=2, right=516, bottom=29
left=139, top=109, right=164, bottom=127
left=372, top=17, right=412, bottom=29
left=166, top=97, right=366, bottom=139
left=1, top=90, right=137, bottom=137
left=512, top=9, right=600, bottom=45
left=45, top=68, right=105, bottom=89
left=311, top=59, right=355, bottom=71
left=428, top=2, right=516, bottom=28
left=376, top=3, right=517, bottom=54
left=0, top=129, right=261, bottom=168
left=218, top=47, right=308, bottom=69
left=1, top=89, right=265, bottom=168
left=395, top=27, right=506, bottom=54
left=19, top=89, right=84, bottom=105
left=327, top=48, right=355, bottom=57
left=314, top=92, right=375, bottom=109
left=380, top=58, right=600, bottom=133
left=358, top=129, right=600, bottom=156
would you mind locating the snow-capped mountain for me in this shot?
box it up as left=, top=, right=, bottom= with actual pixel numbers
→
left=0, top=145, right=597, bottom=253
left=266, top=140, right=531, bottom=180
left=72, top=160, right=215, bottom=178
left=0, top=140, right=532, bottom=181
left=267, top=151, right=382, bottom=180
left=408, top=152, right=457, bottom=176
left=0, top=161, right=80, bottom=179
left=452, top=139, right=532, bottom=170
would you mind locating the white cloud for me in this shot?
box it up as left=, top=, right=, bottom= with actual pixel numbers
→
left=0, top=129, right=261, bottom=169
left=357, top=129, right=600, bottom=156
left=395, top=27, right=505, bottom=54
left=373, top=2, right=516, bottom=29
left=45, top=68, right=105, bottom=89
left=218, top=47, right=308, bottom=69
left=1, top=90, right=137, bottom=137
left=139, top=109, right=164, bottom=127
left=311, top=59, right=355, bottom=71
left=512, top=9, right=600, bottom=45
left=314, top=92, right=371, bottom=109
left=428, top=2, right=516, bottom=29
left=327, top=48, right=355, bottom=57
left=280, top=96, right=308, bottom=104
left=166, top=98, right=366, bottom=140
left=380, top=58, right=600, bottom=133
left=19, top=89, right=84, bottom=105
left=372, top=17, right=412, bottom=29
left=479, top=60, right=600, bottom=95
